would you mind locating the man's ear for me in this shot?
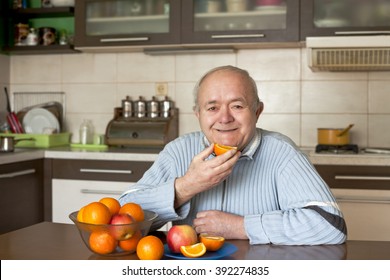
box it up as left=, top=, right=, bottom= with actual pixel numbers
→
left=255, top=102, right=264, bottom=119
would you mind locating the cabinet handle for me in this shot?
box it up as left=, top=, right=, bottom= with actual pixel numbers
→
left=80, top=189, right=124, bottom=195
left=335, top=31, right=390, bottom=35
left=0, top=169, right=35, bottom=179
left=211, top=34, right=265, bottom=39
left=80, top=168, right=133, bottom=175
left=335, top=175, right=390, bottom=181
left=335, top=196, right=390, bottom=204
left=100, top=37, right=149, bottom=43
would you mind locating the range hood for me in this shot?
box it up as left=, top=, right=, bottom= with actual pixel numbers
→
left=306, top=35, right=390, bottom=72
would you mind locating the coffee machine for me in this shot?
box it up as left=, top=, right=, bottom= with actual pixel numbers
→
left=105, top=96, right=179, bottom=149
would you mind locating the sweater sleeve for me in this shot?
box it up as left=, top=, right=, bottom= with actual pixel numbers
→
left=118, top=146, right=191, bottom=230
left=244, top=152, right=347, bottom=245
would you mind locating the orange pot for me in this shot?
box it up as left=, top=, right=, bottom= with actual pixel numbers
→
left=317, top=124, right=354, bottom=146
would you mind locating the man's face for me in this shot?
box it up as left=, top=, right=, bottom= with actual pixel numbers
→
left=195, top=70, right=262, bottom=151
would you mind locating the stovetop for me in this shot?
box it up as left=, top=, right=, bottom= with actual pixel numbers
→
left=315, top=144, right=359, bottom=154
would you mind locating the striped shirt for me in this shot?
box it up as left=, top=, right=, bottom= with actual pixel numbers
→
left=119, top=128, right=347, bottom=245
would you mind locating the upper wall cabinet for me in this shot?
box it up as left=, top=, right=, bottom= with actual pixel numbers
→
left=182, top=0, right=299, bottom=44
left=74, top=0, right=181, bottom=50
left=2, top=0, right=76, bottom=55
left=300, top=0, right=390, bottom=40
left=74, top=0, right=299, bottom=51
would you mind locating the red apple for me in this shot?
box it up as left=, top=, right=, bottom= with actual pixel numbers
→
left=166, top=225, right=198, bottom=253
left=110, top=213, right=136, bottom=240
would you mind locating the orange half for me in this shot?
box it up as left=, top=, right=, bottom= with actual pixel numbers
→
left=180, top=243, right=207, bottom=258
left=214, top=144, right=237, bottom=156
left=199, top=234, right=225, bottom=251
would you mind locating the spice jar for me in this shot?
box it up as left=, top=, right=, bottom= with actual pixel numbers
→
left=26, top=28, right=38, bottom=46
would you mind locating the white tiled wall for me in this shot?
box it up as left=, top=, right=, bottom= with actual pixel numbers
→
left=4, top=47, right=390, bottom=148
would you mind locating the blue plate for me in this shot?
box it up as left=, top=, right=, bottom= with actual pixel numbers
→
left=164, top=242, right=238, bottom=260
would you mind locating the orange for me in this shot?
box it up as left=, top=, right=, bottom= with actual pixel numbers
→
left=119, top=230, right=142, bottom=252
left=99, top=197, right=121, bottom=216
left=199, top=234, right=225, bottom=251
left=89, top=231, right=118, bottom=255
left=180, top=242, right=206, bottom=258
left=82, top=202, right=112, bottom=225
left=136, top=235, right=164, bottom=260
left=77, top=206, right=85, bottom=222
left=119, top=202, right=145, bottom=222
left=214, top=144, right=237, bottom=156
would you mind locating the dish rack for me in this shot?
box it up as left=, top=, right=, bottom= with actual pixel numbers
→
left=12, top=91, right=66, bottom=131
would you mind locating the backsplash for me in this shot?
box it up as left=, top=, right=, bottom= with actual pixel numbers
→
left=2, top=47, right=390, bottom=148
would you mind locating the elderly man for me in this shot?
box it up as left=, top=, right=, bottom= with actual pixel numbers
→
left=119, top=65, right=347, bottom=245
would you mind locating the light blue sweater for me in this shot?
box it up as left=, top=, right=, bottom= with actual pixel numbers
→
left=119, top=128, right=347, bottom=245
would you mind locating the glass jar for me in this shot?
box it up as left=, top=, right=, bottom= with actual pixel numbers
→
left=79, top=119, right=94, bottom=145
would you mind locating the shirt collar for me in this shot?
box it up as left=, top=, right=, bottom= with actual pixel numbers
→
left=202, top=128, right=262, bottom=160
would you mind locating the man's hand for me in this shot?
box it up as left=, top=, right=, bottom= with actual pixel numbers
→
left=193, top=210, right=248, bottom=240
left=174, top=144, right=240, bottom=207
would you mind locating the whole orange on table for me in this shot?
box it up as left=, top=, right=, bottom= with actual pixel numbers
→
left=136, top=235, right=165, bottom=260
left=214, top=144, right=237, bottom=156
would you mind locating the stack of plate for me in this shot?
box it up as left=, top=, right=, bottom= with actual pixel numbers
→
left=22, top=108, right=60, bottom=134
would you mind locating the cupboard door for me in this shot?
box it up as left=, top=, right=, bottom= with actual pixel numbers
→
left=0, top=160, right=44, bottom=234
left=300, top=0, right=390, bottom=40
left=75, top=0, right=181, bottom=48
left=181, top=0, right=299, bottom=44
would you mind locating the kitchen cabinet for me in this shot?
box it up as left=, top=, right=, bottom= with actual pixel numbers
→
left=2, top=1, right=77, bottom=55
left=300, top=0, right=390, bottom=40
left=0, top=159, right=44, bottom=234
left=182, top=0, right=299, bottom=45
left=75, top=0, right=181, bottom=49
left=315, top=164, right=390, bottom=241
left=48, top=159, right=153, bottom=224
left=75, top=0, right=299, bottom=51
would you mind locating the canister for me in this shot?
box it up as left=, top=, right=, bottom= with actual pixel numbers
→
left=121, top=95, right=133, bottom=118
left=147, top=96, right=160, bottom=118
left=134, top=96, right=146, bottom=118
left=160, top=96, right=173, bottom=118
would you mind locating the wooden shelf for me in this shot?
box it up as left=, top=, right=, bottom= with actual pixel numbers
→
left=11, top=7, right=74, bottom=18
left=3, top=44, right=79, bottom=55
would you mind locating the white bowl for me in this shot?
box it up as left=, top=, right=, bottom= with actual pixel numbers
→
left=50, top=0, right=75, bottom=7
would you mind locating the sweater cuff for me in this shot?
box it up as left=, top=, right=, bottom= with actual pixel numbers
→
left=244, top=214, right=270, bottom=245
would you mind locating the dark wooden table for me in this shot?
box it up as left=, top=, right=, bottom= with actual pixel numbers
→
left=1, top=222, right=389, bottom=260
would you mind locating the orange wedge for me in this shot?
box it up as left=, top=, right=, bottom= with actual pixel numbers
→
left=214, top=144, right=237, bottom=156
left=199, top=234, right=225, bottom=251
left=180, top=242, right=207, bottom=258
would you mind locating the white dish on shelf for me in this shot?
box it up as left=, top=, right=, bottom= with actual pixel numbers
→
left=23, top=108, right=60, bottom=134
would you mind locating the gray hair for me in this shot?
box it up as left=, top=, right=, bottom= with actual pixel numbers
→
left=193, top=65, right=260, bottom=112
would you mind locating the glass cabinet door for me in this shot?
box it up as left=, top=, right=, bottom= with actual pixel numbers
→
left=301, top=0, right=390, bottom=39
left=182, top=0, right=299, bottom=44
left=75, top=0, right=181, bottom=47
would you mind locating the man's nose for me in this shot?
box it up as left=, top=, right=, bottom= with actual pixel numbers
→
left=219, top=107, right=234, bottom=123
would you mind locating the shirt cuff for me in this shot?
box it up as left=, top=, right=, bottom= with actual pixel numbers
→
left=244, top=214, right=270, bottom=245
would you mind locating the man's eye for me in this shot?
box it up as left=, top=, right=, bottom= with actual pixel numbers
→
left=232, top=105, right=244, bottom=109
left=207, top=107, right=217, bottom=111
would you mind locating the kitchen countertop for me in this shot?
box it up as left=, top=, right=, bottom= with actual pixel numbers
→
left=1, top=222, right=390, bottom=260
left=2, top=146, right=390, bottom=166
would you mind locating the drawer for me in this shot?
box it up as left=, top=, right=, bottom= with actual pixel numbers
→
left=315, top=165, right=390, bottom=190
left=52, top=159, right=153, bottom=182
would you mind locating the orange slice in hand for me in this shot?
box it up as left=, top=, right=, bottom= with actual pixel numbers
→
left=199, top=234, right=225, bottom=251
left=180, top=243, right=207, bottom=258
left=214, top=144, right=237, bottom=156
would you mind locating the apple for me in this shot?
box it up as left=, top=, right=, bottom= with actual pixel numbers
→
left=110, top=213, right=136, bottom=240
left=167, top=225, right=198, bottom=253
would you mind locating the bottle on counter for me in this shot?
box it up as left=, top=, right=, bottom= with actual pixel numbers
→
left=79, top=119, right=94, bottom=145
